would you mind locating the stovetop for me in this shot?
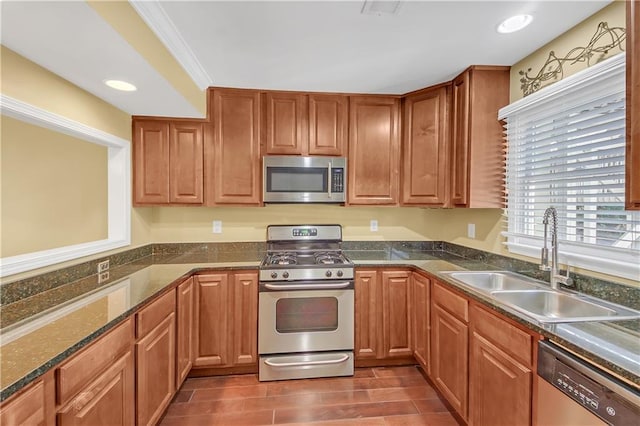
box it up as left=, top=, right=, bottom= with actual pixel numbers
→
left=260, top=224, right=354, bottom=282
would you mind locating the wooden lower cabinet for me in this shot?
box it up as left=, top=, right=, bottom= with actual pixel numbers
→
left=136, top=314, right=176, bottom=426
left=468, top=304, right=535, bottom=426
left=56, top=319, right=135, bottom=426
left=469, top=333, right=531, bottom=426
left=0, top=372, right=55, bottom=426
left=194, top=271, right=258, bottom=370
left=411, top=272, right=430, bottom=373
left=354, top=268, right=412, bottom=364
left=177, top=277, right=195, bottom=386
left=58, top=351, right=135, bottom=426
left=381, top=270, right=412, bottom=358
left=431, top=303, right=468, bottom=419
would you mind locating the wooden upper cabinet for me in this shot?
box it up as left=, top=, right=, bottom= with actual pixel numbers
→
left=169, top=123, right=203, bottom=204
left=265, top=92, right=308, bottom=155
left=206, top=88, right=261, bottom=205
left=133, top=121, right=170, bottom=204
left=133, top=120, right=203, bottom=205
left=348, top=96, right=401, bottom=205
left=264, top=92, right=348, bottom=156
left=627, top=0, right=640, bottom=209
left=402, top=85, right=450, bottom=206
left=309, top=94, right=348, bottom=156
left=451, top=66, right=509, bottom=208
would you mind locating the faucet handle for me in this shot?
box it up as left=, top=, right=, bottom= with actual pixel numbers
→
left=560, top=266, right=574, bottom=287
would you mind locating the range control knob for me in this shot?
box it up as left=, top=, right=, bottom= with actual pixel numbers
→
left=270, top=272, right=278, bottom=279
left=282, top=271, right=290, bottom=279
left=337, top=270, right=344, bottom=277
left=325, top=270, right=333, bottom=277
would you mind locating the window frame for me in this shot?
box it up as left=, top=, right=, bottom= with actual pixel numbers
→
left=499, top=53, right=640, bottom=281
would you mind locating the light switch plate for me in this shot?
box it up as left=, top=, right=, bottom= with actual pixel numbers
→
left=213, top=220, right=222, bottom=234
left=370, top=220, right=378, bottom=232
left=467, top=223, right=476, bottom=239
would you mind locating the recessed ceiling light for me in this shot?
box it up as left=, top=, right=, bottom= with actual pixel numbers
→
left=361, top=0, right=402, bottom=16
left=104, top=79, right=137, bottom=92
left=497, top=14, right=533, bottom=34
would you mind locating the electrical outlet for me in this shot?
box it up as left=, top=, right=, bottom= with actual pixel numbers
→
left=370, top=220, right=378, bottom=232
left=467, top=223, right=476, bottom=239
left=213, top=220, right=222, bottom=234
left=98, top=271, right=110, bottom=283
left=97, top=260, right=109, bottom=273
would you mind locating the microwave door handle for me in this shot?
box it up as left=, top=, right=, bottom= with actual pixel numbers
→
left=327, top=161, right=332, bottom=198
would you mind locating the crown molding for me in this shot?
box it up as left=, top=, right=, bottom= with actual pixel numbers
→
left=131, top=0, right=212, bottom=90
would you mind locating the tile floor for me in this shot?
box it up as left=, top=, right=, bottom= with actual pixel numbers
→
left=160, top=366, right=460, bottom=425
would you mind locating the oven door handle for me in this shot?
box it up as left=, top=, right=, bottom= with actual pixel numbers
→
left=263, top=282, right=351, bottom=290
left=264, top=354, right=350, bottom=368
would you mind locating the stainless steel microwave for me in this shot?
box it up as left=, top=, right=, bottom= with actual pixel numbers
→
left=263, top=156, right=346, bottom=203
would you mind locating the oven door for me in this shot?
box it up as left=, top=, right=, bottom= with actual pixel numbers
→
left=258, top=284, right=354, bottom=355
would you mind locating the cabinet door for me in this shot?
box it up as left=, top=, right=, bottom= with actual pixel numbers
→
left=411, top=273, right=430, bottom=373
left=354, top=270, right=381, bottom=360
left=309, top=94, right=348, bottom=156
left=58, top=351, right=134, bottom=426
left=133, top=121, right=170, bottom=204
left=169, top=122, right=203, bottom=204
left=177, top=278, right=195, bottom=386
left=469, top=332, right=532, bottom=426
left=208, top=89, right=261, bottom=205
left=194, top=273, right=229, bottom=367
left=265, top=92, right=308, bottom=155
left=136, top=314, right=176, bottom=426
left=1, top=374, right=54, bottom=426
left=231, top=272, right=258, bottom=365
left=451, top=74, right=470, bottom=207
left=381, top=270, right=412, bottom=358
left=402, top=86, right=450, bottom=206
left=348, top=96, right=400, bottom=205
left=627, top=0, right=640, bottom=209
left=432, top=304, right=468, bottom=419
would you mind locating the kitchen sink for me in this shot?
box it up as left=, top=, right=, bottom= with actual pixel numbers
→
left=439, top=271, right=546, bottom=292
left=439, top=271, right=640, bottom=323
left=491, top=290, right=640, bottom=323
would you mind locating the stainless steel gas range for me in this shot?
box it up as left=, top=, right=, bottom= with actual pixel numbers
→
left=258, top=224, right=354, bottom=381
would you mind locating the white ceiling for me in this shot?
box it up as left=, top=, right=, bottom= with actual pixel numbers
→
left=1, top=0, right=612, bottom=118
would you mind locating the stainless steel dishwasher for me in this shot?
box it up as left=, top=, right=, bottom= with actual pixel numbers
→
left=536, top=341, right=640, bottom=426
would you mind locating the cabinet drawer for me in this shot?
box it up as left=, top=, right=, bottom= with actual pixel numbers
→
left=137, top=290, right=176, bottom=338
left=433, top=281, right=468, bottom=322
left=57, top=318, right=134, bottom=406
left=470, top=304, right=533, bottom=367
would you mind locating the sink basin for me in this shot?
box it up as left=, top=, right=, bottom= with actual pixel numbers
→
left=439, top=270, right=640, bottom=323
left=440, top=271, right=546, bottom=292
left=491, top=290, right=640, bottom=323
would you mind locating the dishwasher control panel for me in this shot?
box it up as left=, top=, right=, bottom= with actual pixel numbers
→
left=538, top=341, right=640, bottom=425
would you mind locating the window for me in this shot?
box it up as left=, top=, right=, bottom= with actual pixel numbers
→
left=499, top=53, right=640, bottom=280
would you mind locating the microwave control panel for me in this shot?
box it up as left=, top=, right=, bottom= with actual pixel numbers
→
left=331, top=169, right=344, bottom=193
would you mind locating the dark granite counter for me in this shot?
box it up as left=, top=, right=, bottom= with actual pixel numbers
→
left=1, top=244, right=638, bottom=402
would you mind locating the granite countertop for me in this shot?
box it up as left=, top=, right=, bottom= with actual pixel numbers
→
left=1, top=249, right=638, bottom=402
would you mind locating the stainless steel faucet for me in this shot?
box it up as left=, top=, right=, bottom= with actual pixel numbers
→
left=540, top=207, right=573, bottom=289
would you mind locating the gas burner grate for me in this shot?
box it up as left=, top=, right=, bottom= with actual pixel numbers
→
left=267, top=252, right=298, bottom=266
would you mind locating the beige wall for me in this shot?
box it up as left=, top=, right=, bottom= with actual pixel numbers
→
left=1, top=116, right=108, bottom=257
left=0, top=46, right=152, bottom=280
left=150, top=205, right=439, bottom=242
left=510, top=1, right=625, bottom=102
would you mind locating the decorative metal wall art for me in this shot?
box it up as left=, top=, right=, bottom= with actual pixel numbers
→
left=519, top=22, right=626, bottom=97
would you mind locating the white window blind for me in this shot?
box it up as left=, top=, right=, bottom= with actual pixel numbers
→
left=499, top=53, right=640, bottom=280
